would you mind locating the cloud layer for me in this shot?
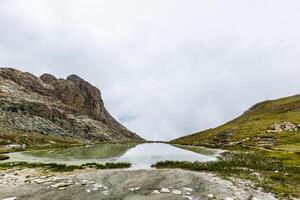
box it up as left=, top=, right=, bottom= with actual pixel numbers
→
left=1, top=0, right=300, bottom=140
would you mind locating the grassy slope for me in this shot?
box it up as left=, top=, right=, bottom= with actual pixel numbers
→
left=171, top=94, right=300, bottom=165
left=0, top=128, right=82, bottom=154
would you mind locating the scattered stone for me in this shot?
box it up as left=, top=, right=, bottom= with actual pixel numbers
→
left=128, top=187, right=141, bottom=192
left=51, top=182, right=73, bottom=188
left=182, top=196, right=193, bottom=200
left=267, top=122, right=297, bottom=133
left=152, top=190, right=160, bottom=194
left=92, top=188, right=99, bottom=191
left=183, top=187, right=194, bottom=192
left=93, top=184, right=103, bottom=188
left=1, top=198, right=17, bottom=200
left=172, top=190, right=182, bottom=195
left=160, top=188, right=171, bottom=193
left=85, top=189, right=91, bottom=193
left=102, top=191, right=109, bottom=195
left=225, top=197, right=234, bottom=200
left=207, top=194, right=214, bottom=198
left=252, top=198, right=261, bottom=200
left=58, top=187, right=67, bottom=190
left=274, top=170, right=279, bottom=173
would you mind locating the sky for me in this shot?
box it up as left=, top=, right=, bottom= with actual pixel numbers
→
left=1, top=0, right=300, bottom=141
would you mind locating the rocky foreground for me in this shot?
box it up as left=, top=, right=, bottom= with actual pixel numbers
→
left=0, top=168, right=277, bottom=200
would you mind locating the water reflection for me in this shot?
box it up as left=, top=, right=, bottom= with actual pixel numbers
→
left=4, top=143, right=222, bottom=169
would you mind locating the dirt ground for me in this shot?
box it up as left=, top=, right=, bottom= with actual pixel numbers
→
left=0, top=168, right=277, bottom=200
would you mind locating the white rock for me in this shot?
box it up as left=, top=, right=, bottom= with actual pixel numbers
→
left=58, top=187, right=67, bottom=190
left=152, top=190, right=160, bottom=194
left=93, top=184, right=103, bottom=188
left=85, top=189, right=91, bottom=193
left=252, top=198, right=261, bottom=200
left=1, top=198, right=17, bottom=200
left=182, top=196, right=193, bottom=200
left=102, top=191, right=109, bottom=195
left=225, top=198, right=234, bottom=200
left=160, top=188, right=171, bottom=193
left=172, top=190, right=182, bottom=195
left=183, top=187, right=194, bottom=192
left=207, top=194, right=214, bottom=198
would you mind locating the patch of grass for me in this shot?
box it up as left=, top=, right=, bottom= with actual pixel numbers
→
left=0, top=155, right=9, bottom=160
left=171, top=94, right=300, bottom=149
left=0, top=161, right=132, bottom=172
left=81, top=162, right=131, bottom=169
left=152, top=151, right=300, bottom=198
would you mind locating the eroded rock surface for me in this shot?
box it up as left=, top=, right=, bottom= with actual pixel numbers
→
left=0, top=68, right=143, bottom=143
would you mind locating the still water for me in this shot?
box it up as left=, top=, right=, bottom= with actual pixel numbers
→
left=4, top=143, right=222, bottom=169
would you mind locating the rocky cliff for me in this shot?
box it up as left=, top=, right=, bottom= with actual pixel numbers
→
left=0, top=68, right=143, bottom=145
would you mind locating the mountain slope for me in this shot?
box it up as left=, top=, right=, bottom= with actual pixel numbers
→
left=172, top=94, right=300, bottom=151
left=0, top=68, right=143, bottom=148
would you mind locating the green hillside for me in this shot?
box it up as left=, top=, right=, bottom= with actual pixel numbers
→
left=172, top=94, right=300, bottom=165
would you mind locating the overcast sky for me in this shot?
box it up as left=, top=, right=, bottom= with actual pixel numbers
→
left=1, top=0, right=300, bottom=141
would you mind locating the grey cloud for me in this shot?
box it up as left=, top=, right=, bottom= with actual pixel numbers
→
left=1, top=0, right=300, bottom=140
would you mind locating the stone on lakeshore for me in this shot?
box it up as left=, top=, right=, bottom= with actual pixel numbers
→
left=160, top=188, right=170, bottom=193
left=152, top=190, right=160, bottom=194
left=225, top=197, right=234, bottom=200
left=183, top=187, right=194, bottom=192
left=207, top=194, right=214, bottom=198
left=172, top=190, right=182, bottom=195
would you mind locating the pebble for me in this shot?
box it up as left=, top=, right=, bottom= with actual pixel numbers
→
left=93, top=184, right=103, bottom=188
left=128, top=187, right=141, bottom=192
left=207, top=194, right=214, bottom=198
left=225, top=198, right=234, bottom=200
left=160, top=188, right=171, bottom=193
left=1, top=198, right=17, bottom=200
left=172, top=190, right=182, bottom=195
left=252, top=198, right=261, bottom=200
left=152, top=190, right=160, bottom=194
left=183, top=187, right=194, bottom=192
left=58, top=187, right=67, bottom=190
left=102, top=191, right=109, bottom=196
left=85, top=189, right=91, bottom=193
left=182, top=196, right=193, bottom=200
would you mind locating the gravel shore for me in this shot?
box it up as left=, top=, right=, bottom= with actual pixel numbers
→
left=0, top=168, right=277, bottom=200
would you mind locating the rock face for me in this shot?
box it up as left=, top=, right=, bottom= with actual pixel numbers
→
left=0, top=67, right=143, bottom=142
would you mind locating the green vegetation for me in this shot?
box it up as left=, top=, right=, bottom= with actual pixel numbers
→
left=0, top=161, right=131, bottom=172
left=172, top=94, right=300, bottom=148
left=81, top=162, right=131, bottom=169
left=0, top=155, right=9, bottom=160
left=171, top=94, right=300, bottom=166
left=152, top=151, right=300, bottom=198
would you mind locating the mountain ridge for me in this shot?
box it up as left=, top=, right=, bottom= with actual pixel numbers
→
left=172, top=94, right=300, bottom=155
left=0, top=67, right=143, bottom=148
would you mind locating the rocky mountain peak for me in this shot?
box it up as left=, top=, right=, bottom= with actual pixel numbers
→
left=0, top=67, right=143, bottom=142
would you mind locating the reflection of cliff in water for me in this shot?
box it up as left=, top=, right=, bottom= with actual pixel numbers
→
left=25, top=143, right=137, bottom=160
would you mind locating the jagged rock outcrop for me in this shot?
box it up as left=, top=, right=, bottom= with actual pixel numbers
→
left=0, top=67, right=143, bottom=142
